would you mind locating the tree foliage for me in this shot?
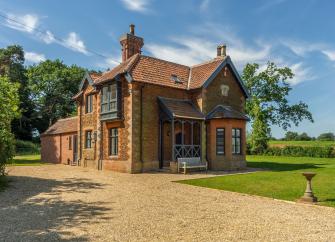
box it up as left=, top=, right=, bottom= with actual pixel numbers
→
left=0, top=76, right=20, bottom=175
left=317, top=132, right=335, bottom=141
left=0, top=45, right=35, bottom=140
left=27, top=59, right=85, bottom=133
left=243, top=62, right=313, bottom=153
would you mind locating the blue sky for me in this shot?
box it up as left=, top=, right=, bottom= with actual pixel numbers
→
left=0, top=0, right=334, bottom=138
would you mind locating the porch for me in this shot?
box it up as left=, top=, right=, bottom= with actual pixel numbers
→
left=157, top=97, right=205, bottom=169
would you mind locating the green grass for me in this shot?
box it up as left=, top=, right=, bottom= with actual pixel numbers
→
left=178, top=155, right=335, bottom=207
left=9, top=154, right=47, bottom=166
left=269, top=140, right=335, bottom=147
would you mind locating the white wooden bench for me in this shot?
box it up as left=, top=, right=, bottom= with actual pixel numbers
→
left=177, top=157, right=208, bottom=174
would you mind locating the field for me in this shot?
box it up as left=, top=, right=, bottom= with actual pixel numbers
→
left=178, top=155, right=335, bottom=207
left=269, top=140, right=335, bottom=147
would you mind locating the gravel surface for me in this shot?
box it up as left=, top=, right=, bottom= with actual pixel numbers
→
left=1, top=165, right=335, bottom=241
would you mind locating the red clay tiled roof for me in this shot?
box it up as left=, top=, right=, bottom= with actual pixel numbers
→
left=95, top=54, right=140, bottom=85
left=89, top=72, right=102, bottom=82
left=130, top=56, right=190, bottom=89
left=189, top=57, right=225, bottom=89
left=42, top=117, right=77, bottom=136
left=94, top=54, right=226, bottom=90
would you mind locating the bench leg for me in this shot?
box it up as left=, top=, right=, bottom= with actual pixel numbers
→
left=184, top=166, right=186, bottom=175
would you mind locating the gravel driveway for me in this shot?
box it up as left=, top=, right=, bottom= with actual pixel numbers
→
left=1, top=165, right=335, bottom=241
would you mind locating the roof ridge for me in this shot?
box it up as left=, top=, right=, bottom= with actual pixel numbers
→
left=191, top=56, right=226, bottom=68
left=57, top=116, right=78, bottom=121
left=126, top=53, right=141, bottom=72
left=140, top=55, right=191, bottom=69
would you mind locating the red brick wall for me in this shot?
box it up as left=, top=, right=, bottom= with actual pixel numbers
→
left=203, top=67, right=246, bottom=114
left=41, top=135, right=60, bottom=163
left=207, top=119, right=246, bottom=170
left=41, top=132, right=77, bottom=164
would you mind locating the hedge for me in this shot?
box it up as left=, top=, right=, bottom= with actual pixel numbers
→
left=15, top=140, right=40, bottom=155
left=263, top=145, right=335, bottom=158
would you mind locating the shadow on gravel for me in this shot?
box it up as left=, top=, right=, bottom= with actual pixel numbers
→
left=0, top=176, right=112, bottom=241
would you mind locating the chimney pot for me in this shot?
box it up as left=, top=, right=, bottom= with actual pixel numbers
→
left=130, top=24, right=135, bottom=35
left=217, top=44, right=226, bottom=57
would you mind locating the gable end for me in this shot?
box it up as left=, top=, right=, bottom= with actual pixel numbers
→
left=202, top=56, right=250, bottom=98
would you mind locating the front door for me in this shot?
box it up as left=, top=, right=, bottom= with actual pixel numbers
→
left=73, top=135, right=78, bottom=165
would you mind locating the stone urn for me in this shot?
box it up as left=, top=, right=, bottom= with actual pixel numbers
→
left=298, top=172, right=317, bottom=203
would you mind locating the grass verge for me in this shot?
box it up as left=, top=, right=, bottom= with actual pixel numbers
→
left=9, top=154, right=46, bottom=166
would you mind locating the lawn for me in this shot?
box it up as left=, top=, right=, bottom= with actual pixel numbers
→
left=269, top=140, right=335, bottom=147
left=9, top=154, right=46, bottom=166
left=178, top=155, right=335, bottom=207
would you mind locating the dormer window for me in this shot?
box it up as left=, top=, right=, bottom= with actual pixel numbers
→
left=101, top=83, right=117, bottom=113
left=171, top=74, right=183, bottom=84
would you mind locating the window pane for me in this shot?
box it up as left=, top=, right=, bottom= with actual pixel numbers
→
left=236, top=129, right=240, bottom=137
left=216, top=128, right=225, bottom=155
left=109, top=128, right=118, bottom=155
left=110, top=84, right=117, bottom=99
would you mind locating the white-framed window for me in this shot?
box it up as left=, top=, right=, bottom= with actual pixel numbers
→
left=85, top=130, right=92, bottom=148
left=232, top=128, right=242, bottom=154
left=216, top=128, right=225, bottom=155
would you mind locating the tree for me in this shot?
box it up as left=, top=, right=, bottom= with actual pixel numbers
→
left=243, top=62, right=313, bottom=153
left=0, top=45, right=35, bottom=140
left=284, top=131, right=299, bottom=141
left=27, top=60, right=86, bottom=133
left=0, top=76, right=20, bottom=175
left=298, top=132, right=312, bottom=141
left=317, top=132, right=335, bottom=141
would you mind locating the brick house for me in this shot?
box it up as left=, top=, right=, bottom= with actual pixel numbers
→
left=41, top=24, right=250, bottom=173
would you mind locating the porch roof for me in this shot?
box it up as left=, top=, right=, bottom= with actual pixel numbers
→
left=158, top=96, right=205, bottom=120
left=206, top=105, right=250, bottom=121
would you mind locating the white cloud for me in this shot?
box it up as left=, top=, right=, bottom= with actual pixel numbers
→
left=3, top=12, right=91, bottom=56
left=281, top=40, right=325, bottom=57
left=40, top=30, right=55, bottom=44
left=120, top=0, right=151, bottom=13
left=63, top=32, right=88, bottom=55
left=146, top=33, right=271, bottom=68
left=5, top=13, right=39, bottom=33
left=321, top=50, right=335, bottom=61
left=289, top=62, right=315, bottom=86
left=24, top=51, right=46, bottom=63
left=95, top=53, right=122, bottom=69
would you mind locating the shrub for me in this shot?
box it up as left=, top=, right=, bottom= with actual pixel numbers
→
left=15, top=140, right=40, bottom=155
left=263, top=145, right=335, bottom=158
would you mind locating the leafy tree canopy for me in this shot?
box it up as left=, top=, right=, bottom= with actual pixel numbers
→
left=243, top=62, right=313, bottom=153
left=0, top=76, right=20, bottom=175
left=0, top=45, right=35, bottom=140
left=27, top=59, right=86, bottom=133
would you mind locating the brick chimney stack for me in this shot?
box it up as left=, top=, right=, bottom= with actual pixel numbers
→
left=217, top=44, right=226, bottom=57
left=120, top=24, right=144, bottom=62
